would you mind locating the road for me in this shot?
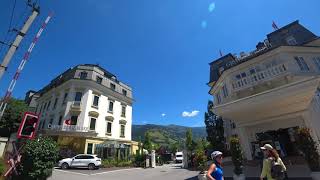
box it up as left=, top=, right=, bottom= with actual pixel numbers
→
left=48, top=164, right=199, bottom=180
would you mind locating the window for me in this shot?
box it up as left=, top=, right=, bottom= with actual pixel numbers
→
left=96, top=76, right=103, bottom=84
left=70, top=116, right=78, bottom=125
left=43, top=103, right=47, bottom=112
left=108, top=101, right=114, bottom=112
left=87, top=143, right=93, bottom=154
left=313, top=57, right=320, bottom=71
left=216, top=93, right=221, bottom=104
left=93, top=95, right=99, bottom=107
left=42, top=120, right=46, bottom=129
left=286, top=36, right=298, bottom=45
left=222, top=85, right=228, bottom=98
left=121, top=105, right=126, bottom=117
left=122, top=89, right=127, bottom=96
left=63, top=93, right=68, bottom=104
left=47, top=101, right=51, bottom=111
left=120, top=125, right=125, bottom=137
left=74, top=92, right=83, bottom=102
left=249, top=68, right=256, bottom=74
left=235, top=74, right=241, bottom=80
left=295, top=56, right=309, bottom=71
left=80, top=71, right=88, bottom=79
left=53, top=98, right=58, bottom=110
left=110, top=83, right=116, bottom=90
left=106, top=122, right=112, bottom=134
left=58, top=115, right=63, bottom=125
left=241, top=72, right=247, bottom=78
left=89, top=118, right=96, bottom=130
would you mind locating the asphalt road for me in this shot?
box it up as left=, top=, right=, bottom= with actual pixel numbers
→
left=48, top=163, right=199, bottom=180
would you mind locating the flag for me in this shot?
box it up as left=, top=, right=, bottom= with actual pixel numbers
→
left=272, top=21, right=279, bottom=30
left=219, top=50, right=223, bottom=57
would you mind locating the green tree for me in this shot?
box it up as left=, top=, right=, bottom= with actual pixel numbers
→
left=169, top=142, right=179, bottom=154
left=0, top=98, right=28, bottom=136
left=143, top=131, right=153, bottom=153
left=204, top=100, right=225, bottom=152
left=15, top=137, right=59, bottom=180
left=186, top=129, right=193, bottom=151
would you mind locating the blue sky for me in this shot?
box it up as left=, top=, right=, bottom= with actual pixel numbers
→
left=0, top=0, right=319, bottom=127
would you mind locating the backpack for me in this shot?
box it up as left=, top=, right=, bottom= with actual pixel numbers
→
left=271, top=158, right=285, bottom=180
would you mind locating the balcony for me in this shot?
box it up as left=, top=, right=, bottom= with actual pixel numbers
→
left=70, top=101, right=82, bottom=113
left=40, top=125, right=98, bottom=137
left=214, top=76, right=320, bottom=126
left=232, top=64, right=288, bottom=92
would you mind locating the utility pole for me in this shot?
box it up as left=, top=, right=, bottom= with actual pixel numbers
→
left=0, top=5, right=40, bottom=82
left=0, top=12, right=53, bottom=120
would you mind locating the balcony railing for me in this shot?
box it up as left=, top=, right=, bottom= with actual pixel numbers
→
left=232, top=64, right=287, bottom=91
left=70, top=101, right=82, bottom=112
left=41, top=125, right=97, bottom=137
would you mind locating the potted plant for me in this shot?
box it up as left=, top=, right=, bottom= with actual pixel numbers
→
left=296, top=127, right=320, bottom=180
left=230, top=137, right=245, bottom=180
left=195, top=150, right=208, bottom=180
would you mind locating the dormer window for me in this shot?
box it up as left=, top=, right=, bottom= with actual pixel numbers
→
left=286, top=36, right=297, bottom=45
left=80, top=71, right=88, bottom=79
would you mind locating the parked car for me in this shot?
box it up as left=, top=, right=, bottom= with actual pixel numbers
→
left=175, top=151, right=183, bottom=163
left=58, top=154, right=101, bottom=170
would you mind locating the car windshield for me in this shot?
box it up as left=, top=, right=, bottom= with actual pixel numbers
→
left=176, top=155, right=182, bottom=157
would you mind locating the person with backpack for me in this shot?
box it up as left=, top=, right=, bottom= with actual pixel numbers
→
left=207, top=151, right=224, bottom=180
left=260, top=144, right=287, bottom=180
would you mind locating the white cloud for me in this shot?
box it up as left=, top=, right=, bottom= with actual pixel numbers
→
left=142, top=121, right=148, bottom=124
left=182, top=110, right=200, bottom=117
left=161, top=113, right=166, bottom=117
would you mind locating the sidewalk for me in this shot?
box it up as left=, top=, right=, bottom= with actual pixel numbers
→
left=222, top=164, right=311, bottom=179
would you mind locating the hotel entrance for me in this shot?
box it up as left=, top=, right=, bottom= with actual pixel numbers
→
left=251, top=127, right=299, bottom=158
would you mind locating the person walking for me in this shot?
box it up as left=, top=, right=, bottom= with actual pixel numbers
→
left=260, top=144, right=287, bottom=180
left=207, top=151, right=224, bottom=180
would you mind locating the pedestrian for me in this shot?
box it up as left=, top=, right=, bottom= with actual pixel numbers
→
left=260, top=144, right=287, bottom=180
left=207, top=151, right=224, bottom=180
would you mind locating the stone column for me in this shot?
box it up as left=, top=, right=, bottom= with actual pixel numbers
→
left=151, top=150, right=156, bottom=168
left=237, top=126, right=252, bottom=160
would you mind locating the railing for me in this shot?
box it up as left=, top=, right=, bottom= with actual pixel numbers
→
left=232, top=64, right=287, bottom=91
left=70, top=101, right=82, bottom=111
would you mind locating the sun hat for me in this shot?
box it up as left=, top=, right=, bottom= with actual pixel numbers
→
left=260, top=144, right=273, bottom=151
left=211, top=151, right=223, bottom=159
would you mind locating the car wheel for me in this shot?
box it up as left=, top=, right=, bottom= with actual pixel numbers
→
left=61, top=162, right=69, bottom=169
left=88, top=163, right=96, bottom=170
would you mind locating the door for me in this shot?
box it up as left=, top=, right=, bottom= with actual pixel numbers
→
left=71, top=155, right=85, bottom=167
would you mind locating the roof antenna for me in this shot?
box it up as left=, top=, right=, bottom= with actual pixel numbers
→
left=272, top=21, right=279, bottom=30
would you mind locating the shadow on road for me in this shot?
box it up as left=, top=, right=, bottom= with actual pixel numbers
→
left=184, top=176, right=198, bottom=180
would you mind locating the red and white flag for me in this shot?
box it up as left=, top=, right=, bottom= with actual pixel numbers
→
left=272, top=21, right=279, bottom=30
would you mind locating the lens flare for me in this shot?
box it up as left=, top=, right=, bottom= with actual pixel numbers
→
left=209, top=2, right=216, bottom=12
left=201, top=21, right=207, bottom=29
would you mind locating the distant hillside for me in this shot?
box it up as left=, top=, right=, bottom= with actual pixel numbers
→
left=132, top=124, right=206, bottom=146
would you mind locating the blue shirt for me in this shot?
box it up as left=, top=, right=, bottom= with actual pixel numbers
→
left=211, top=164, right=223, bottom=180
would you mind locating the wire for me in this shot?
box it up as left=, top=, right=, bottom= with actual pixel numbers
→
left=0, top=0, right=17, bottom=54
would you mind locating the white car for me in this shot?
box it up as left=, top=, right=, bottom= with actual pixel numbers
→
left=58, top=154, right=101, bottom=170
left=175, top=152, right=183, bottom=163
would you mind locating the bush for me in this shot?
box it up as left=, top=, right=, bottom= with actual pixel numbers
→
left=0, top=158, right=5, bottom=176
left=194, top=150, right=207, bottom=172
left=132, top=153, right=145, bottom=167
left=296, top=127, right=320, bottom=171
left=14, top=137, right=59, bottom=179
left=102, top=159, right=132, bottom=168
left=230, top=137, right=244, bottom=175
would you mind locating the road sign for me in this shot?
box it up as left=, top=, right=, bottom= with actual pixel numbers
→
left=17, top=112, right=40, bottom=139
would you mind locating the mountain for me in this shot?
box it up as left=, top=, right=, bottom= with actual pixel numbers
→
left=132, top=124, right=206, bottom=146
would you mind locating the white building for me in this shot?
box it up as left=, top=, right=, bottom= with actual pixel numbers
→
left=26, top=64, right=138, bottom=158
left=208, top=21, right=320, bottom=160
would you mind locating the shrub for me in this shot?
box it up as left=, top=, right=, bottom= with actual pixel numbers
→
left=0, top=158, right=5, bottom=176
left=194, top=150, right=207, bottom=172
left=133, top=153, right=145, bottom=167
left=230, top=137, right=244, bottom=175
left=296, top=127, right=320, bottom=171
left=14, top=137, right=59, bottom=179
left=102, top=159, right=132, bottom=168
